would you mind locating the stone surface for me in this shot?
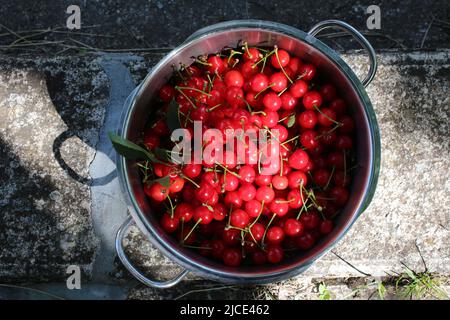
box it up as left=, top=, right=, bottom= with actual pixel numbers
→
left=1, top=0, right=450, bottom=55
left=0, top=56, right=108, bottom=281
left=0, top=50, right=448, bottom=299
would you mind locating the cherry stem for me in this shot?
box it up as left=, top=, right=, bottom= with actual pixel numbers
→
left=251, top=110, right=267, bottom=116
left=274, top=45, right=293, bottom=84
left=261, top=213, right=277, bottom=246
left=183, top=218, right=202, bottom=243
left=278, top=112, right=295, bottom=123
left=314, top=105, right=342, bottom=126
left=175, top=87, right=198, bottom=110
left=194, top=58, right=212, bottom=66
left=215, top=162, right=241, bottom=178
left=180, top=173, right=200, bottom=188
left=324, top=165, right=335, bottom=191
left=207, top=103, right=222, bottom=112
left=167, top=195, right=175, bottom=218
left=280, top=134, right=300, bottom=146
left=175, top=86, right=212, bottom=97
left=254, top=83, right=274, bottom=99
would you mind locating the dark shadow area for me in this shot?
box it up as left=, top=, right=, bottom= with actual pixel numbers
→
left=0, top=0, right=449, bottom=55
left=0, top=135, right=95, bottom=283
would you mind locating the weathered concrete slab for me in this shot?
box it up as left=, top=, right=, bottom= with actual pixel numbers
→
left=0, top=56, right=108, bottom=281
left=0, top=50, right=448, bottom=299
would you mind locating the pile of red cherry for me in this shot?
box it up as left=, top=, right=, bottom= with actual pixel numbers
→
left=140, top=43, right=355, bottom=267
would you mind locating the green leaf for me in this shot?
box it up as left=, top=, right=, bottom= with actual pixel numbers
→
left=153, top=175, right=171, bottom=188
left=287, top=113, right=296, bottom=128
left=377, top=282, right=386, bottom=300
left=319, top=283, right=331, bottom=300
left=108, top=132, right=162, bottom=163
left=166, top=99, right=181, bottom=132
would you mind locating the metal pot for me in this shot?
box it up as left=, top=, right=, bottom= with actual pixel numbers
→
left=114, top=20, right=380, bottom=288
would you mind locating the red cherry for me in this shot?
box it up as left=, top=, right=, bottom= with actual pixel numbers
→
left=194, top=183, right=216, bottom=203
left=297, top=110, right=318, bottom=129
left=329, top=186, right=349, bottom=206
left=245, top=199, right=263, bottom=218
left=250, top=73, right=269, bottom=92
left=222, top=248, right=242, bottom=267
left=266, top=226, right=285, bottom=245
left=213, top=203, right=227, bottom=221
left=272, top=175, right=289, bottom=190
left=288, top=149, right=310, bottom=170
left=151, top=119, right=170, bottom=136
left=159, top=84, right=176, bottom=102
left=174, top=203, right=194, bottom=222
left=302, top=91, right=323, bottom=109
left=289, top=80, right=308, bottom=98
left=298, top=63, right=316, bottom=81
left=225, top=86, right=245, bottom=108
left=320, top=84, right=337, bottom=101
left=300, top=130, right=319, bottom=149
left=219, top=173, right=240, bottom=192
left=327, top=151, right=345, bottom=169
left=266, top=245, right=284, bottom=263
left=144, top=182, right=168, bottom=202
left=255, top=174, right=272, bottom=186
left=241, top=61, right=258, bottom=79
left=182, top=164, right=202, bottom=179
left=249, top=223, right=265, bottom=241
left=287, top=189, right=304, bottom=209
left=272, top=124, right=288, bottom=142
left=230, top=209, right=250, bottom=228
left=269, top=72, right=288, bottom=92
left=297, top=232, right=315, bottom=250
left=287, top=170, right=308, bottom=189
left=317, top=108, right=337, bottom=127
left=287, top=57, right=302, bottom=74
left=224, top=70, right=244, bottom=88
left=243, top=47, right=261, bottom=62
left=333, top=170, right=351, bottom=187
left=143, top=130, right=160, bottom=149
left=336, top=135, right=353, bottom=150
left=222, top=228, right=241, bottom=246
left=238, top=165, right=256, bottom=183
left=224, top=191, right=243, bottom=208
left=252, top=250, right=268, bottom=265
left=160, top=213, right=179, bottom=233
left=320, top=220, right=334, bottom=234
left=237, top=182, right=256, bottom=202
left=271, top=49, right=290, bottom=69
left=256, top=186, right=275, bottom=203
left=194, top=206, right=214, bottom=224
left=207, top=55, right=226, bottom=74
left=339, top=115, right=355, bottom=133
left=263, top=92, right=282, bottom=111
left=329, top=98, right=346, bottom=115
left=280, top=92, right=298, bottom=110
left=300, top=211, right=320, bottom=230
left=261, top=111, right=279, bottom=128
left=313, top=169, right=331, bottom=187
left=284, top=218, right=304, bottom=237
left=269, top=199, right=290, bottom=217
left=169, top=176, right=185, bottom=193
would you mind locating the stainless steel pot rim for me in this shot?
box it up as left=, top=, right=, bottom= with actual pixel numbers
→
left=116, top=19, right=381, bottom=285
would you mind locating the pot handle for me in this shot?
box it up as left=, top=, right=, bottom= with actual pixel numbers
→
left=307, top=20, right=377, bottom=87
left=115, top=215, right=189, bottom=288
